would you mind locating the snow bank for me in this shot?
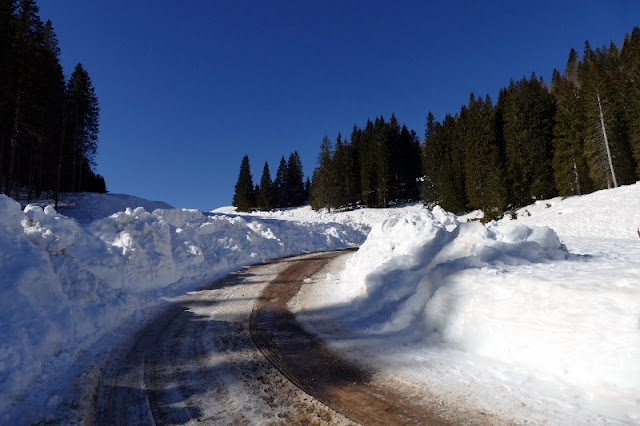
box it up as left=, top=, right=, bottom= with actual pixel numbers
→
left=0, top=195, right=364, bottom=417
left=54, top=192, right=174, bottom=224
left=506, top=182, right=640, bottom=241
left=213, top=201, right=428, bottom=235
left=318, top=202, right=640, bottom=421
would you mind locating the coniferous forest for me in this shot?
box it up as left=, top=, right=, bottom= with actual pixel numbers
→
left=259, top=26, right=640, bottom=220
left=419, top=28, right=640, bottom=220
left=0, top=0, right=105, bottom=207
left=232, top=151, right=308, bottom=212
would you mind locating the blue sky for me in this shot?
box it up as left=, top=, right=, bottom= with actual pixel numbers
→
left=38, top=1, right=639, bottom=210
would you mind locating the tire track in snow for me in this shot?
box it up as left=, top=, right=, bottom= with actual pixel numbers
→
left=250, top=250, right=452, bottom=426
left=90, top=254, right=354, bottom=425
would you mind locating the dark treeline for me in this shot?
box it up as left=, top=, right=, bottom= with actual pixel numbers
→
left=232, top=151, right=308, bottom=212
left=309, top=114, right=421, bottom=211
left=232, top=27, right=639, bottom=218
left=309, top=27, right=640, bottom=220
left=1, top=0, right=105, bottom=207
left=422, top=27, right=640, bottom=220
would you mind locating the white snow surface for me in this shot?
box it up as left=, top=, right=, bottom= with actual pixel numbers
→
left=291, top=184, right=640, bottom=425
left=0, top=193, right=365, bottom=422
left=3, top=184, right=640, bottom=424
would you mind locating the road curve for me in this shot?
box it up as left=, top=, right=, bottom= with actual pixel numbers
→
left=87, top=250, right=487, bottom=425
left=90, top=252, right=354, bottom=425
left=250, top=251, right=450, bottom=425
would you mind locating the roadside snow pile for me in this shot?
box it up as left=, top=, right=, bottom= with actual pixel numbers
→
left=297, top=188, right=640, bottom=423
left=340, top=208, right=640, bottom=388
left=213, top=202, right=427, bottom=235
left=27, top=192, right=174, bottom=224
left=0, top=194, right=364, bottom=416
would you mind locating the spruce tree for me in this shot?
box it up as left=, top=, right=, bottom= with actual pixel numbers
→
left=232, top=155, right=255, bottom=211
left=0, top=0, right=106, bottom=203
left=286, top=151, right=305, bottom=206
left=304, top=176, right=311, bottom=201
left=359, top=119, right=377, bottom=207
left=439, top=114, right=467, bottom=213
left=619, top=28, right=640, bottom=174
left=0, top=0, right=18, bottom=193
left=621, top=27, right=640, bottom=174
left=5, top=0, right=41, bottom=196
left=331, top=133, right=348, bottom=208
left=30, top=19, right=65, bottom=199
left=257, top=161, right=273, bottom=211
left=580, top=42, right=636, bottom=188
left=273, top=156, right=288, bottom=208
left=421, top=111, right=443, bottom=206
left=500, top=74, right=556, bottom=206
left=463, top=94, right=506, bottom=220
left=309, top=136, right=334, bottom=211
left=65, top=63, right=99, bottom=192
left=551, top=66, right=592, bottom=196
left=376, top=115, right=395, bottom=207
left=396, top=125, right=420, bottom=201
left=336, top=133, right=360, bottom=208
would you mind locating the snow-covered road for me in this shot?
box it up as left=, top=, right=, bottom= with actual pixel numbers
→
left=87, top=250, right=500, bottom=425
left=89, top=252, right=354, bottom=425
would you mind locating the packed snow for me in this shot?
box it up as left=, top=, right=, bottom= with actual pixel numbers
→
left=2, top=183, right=640, bottom=424
left=0, top=193, right=364, bottom=422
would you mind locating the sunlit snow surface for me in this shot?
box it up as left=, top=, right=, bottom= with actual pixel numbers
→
left=290, top=186, right=640, bottom=425
left=0, top=193, right=365, bottom=421
left=2, top=185, right=640, bottom=424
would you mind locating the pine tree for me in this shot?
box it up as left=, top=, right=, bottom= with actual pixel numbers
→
left=438, top=114, right=467, bottom=213
left=580, top=42, right=636, bottom=188
left=65, top=63, right=99, bottom=192
left=0, top=0, right=18, bottom=192
left=232, top=155, right=255, bottom=211
left=348, top=125, right=362, bottom=205
left=286, top=151, right=305, bottom=206
left=29, top=19, right=65, bottom=199
left=331, top=133, right=348, bottom=208
left=376, top=115, right=395, bottom=207
left=500, top=74, right=556, bottom=206
left=5, top=0, right=42, bottom=196
left=309, top=136, right=334, bottom=211
left=620, top=27, right=640, bottom=174
left=421, top=111, right=443, bottom=205
left=551, top=65, right=592, bottom=196
left=273, top=156, right=288, bottom=208
left=338, top=133, right=360, bottom=208
left=0, top=0, right=105, bottom=203
left=257, top=161, right=273, bottom=211
left=359, top=119, right=377, bottom=207
left=396, top=125, right=420, bottom=201
left=304, top=176, right=311, bottom=201
left=463, top=94, right=506, bottom=220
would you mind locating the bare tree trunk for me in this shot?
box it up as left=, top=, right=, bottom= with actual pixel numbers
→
left=572, top=161, right=581, bottom=195
left=597, top=92, right=617, bottom=188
